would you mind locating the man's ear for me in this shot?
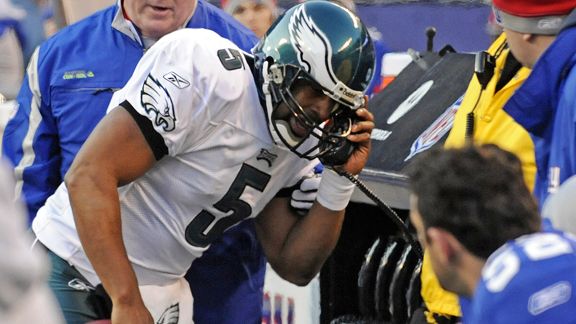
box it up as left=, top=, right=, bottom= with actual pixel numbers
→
left=522, top=33, right=535, bottom=43
left=427, top=227, right=462, bottom=265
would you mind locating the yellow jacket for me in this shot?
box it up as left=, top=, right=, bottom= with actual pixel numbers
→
left=420, top=33, right=535, bottom=321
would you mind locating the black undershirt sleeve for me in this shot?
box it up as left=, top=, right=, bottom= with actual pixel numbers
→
left=119, top=100, right=168, bottom=161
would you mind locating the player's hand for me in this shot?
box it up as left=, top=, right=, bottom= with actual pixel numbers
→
left=340, top=96, right=373, bottom=175
left=291, top=171, right=322, bottom=215
left=111, top=301, right=154, bottom=324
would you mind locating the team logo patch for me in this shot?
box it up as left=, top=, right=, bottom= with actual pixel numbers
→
left=538, top=17, right=563, bottom=31
left=289, top=6, right=336, bottom=87
left=141, top=74, right=177, bottom=132
left=493, top=8, right=503, bottom=25
left=63, top=70, right=95, bottom=80
left=157, top=303, right=179, bottom=324
left=68, top=278, right=95, bottom=292
left=404, top=95, right=463, bottom=161
left=257, top=148, right=278, bottom=167
left=287, top=6, right=363, bottom=107
left=163, top=72, right=190, bottom=89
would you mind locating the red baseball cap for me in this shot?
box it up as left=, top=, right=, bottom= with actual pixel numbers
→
left=492, top=0, right=576, bottom=34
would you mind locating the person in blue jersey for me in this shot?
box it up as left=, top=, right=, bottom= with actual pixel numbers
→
left=408, top=144, right=576, bottom=323
left=29, top=2, right=375, bottom=323
left=1, top=0, right=269, bottom=323
left=492, top=0, right=576, bottom=207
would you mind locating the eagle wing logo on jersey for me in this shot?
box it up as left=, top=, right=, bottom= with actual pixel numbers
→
left=156, top=303, right=179, bottom=324
left=289, top=6, right=337, bottom=87
left=257, top=148, right=278, bottom=167
left=141, top=74, right=177, bottom=132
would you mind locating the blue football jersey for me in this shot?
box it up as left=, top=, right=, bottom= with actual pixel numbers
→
left=469, top=232, right=576, bottom=323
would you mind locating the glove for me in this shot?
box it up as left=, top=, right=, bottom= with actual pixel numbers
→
left=290, top=172, right=322, bottom=215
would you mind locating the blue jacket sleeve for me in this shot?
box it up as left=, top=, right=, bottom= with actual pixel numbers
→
left=365, top=32, right=389, bottom=97
left=550, top=68, right=576, bottom=200
left=2, top=49, right=62, bottom=223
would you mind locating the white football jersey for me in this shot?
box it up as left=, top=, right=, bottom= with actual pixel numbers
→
left=33, top=29, right=318, bottom=286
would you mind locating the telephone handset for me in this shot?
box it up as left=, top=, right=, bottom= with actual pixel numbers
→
left=317, top=103, right=424, bottom=259
left=319, top=108, right=359, bottom=166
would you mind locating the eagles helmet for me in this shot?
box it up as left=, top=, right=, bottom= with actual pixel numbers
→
left=253, top=1, right=375, bottom=162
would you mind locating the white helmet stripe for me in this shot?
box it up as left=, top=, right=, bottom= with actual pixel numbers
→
left=289, top=5, right=337, bottom=86
left=289, top=5, right=364, bottom=109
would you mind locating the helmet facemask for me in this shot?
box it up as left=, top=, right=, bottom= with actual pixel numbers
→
left=252, top=1, right=375, bottom=162
left=266, top=63, right=360, bottom=161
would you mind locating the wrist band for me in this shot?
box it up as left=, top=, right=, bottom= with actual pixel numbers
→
left=316, top=169, right=356, bottom=211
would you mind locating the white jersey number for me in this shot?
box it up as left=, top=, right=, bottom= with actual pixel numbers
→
left=483, top=233, right=573, bottom=292
left=185, top=164, right=270, bottom=247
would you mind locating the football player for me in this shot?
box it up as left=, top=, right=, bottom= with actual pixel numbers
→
left=408, top=144, right=576, bottom=323
left=2, top=0, right=264, bottom=322
left=31, top=2, right=375, bottom=323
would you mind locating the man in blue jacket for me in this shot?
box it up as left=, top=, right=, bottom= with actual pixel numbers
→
left=2, top=0, right=265, bottom=322
left=493, top=0, right=576, bottom=207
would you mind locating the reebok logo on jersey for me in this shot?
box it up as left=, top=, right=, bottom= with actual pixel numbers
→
left=528, top=281, right=572, bottom=315
left=157, top=303, right=179, bottom=324
left=163, top=72, right=190, bottom=89
left=68, top=278, right=95, bottom=292
left=141, top=74, right=177, bottom=132
left=257, top=148, right=277, bottom=167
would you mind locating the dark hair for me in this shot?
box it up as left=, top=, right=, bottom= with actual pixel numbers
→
left=407, top=144, right=540, bottom=259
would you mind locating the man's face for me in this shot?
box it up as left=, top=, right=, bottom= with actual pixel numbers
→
left=123, top=0, right=196, bottom=39
left=232, top=0, right=274, bottom=38
left=409, top=194, right=427, bottom=250
left=409, top=194, right=460, bottom=294
left=503, top=28, right=533, bottom=68
left=274, top=79, right=338, bottom=140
